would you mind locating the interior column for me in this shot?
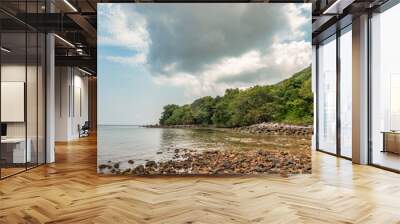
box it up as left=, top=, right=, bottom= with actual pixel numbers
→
left=45, top=0, right=55, bottom=163
left=352, top=14, right=369, bottom=164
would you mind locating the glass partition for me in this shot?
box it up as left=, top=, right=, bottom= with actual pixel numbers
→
left=339, top=27, right=352, bottom=158
left=317, top=35, right=337, bottom=154
left=0, top=2, right=46, bottom=179
left=0, top=31, right=28, bottom=177
left=370, top=3, right=400, bottom=171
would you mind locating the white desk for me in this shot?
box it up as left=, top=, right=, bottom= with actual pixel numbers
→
left=1, top=138, right=31, bottom=163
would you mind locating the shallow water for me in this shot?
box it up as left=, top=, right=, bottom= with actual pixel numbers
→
left=97, top=125, right=311, bottom=170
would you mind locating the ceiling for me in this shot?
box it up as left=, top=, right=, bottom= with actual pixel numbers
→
left=0, top=0, right=393, bottom=75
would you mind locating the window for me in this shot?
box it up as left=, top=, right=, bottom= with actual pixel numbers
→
left=339, top=27, right=352, bottom=158
left=370, top=3, right=400, bottom=171
left=317, top=35, right=337, bottom=154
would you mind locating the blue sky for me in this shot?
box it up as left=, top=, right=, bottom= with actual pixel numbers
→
left=98, top=3, right=311, bottom=125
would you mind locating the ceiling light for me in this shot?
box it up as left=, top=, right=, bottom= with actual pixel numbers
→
left=323, top=0, right=355, bottom=15
left=63, top=0, right=78, bottom=12
left=54, top=34, right=75, bottom=48
left=78, top=67, right=93, bottom=76
left=1, top=47, right=11, bottom=53
left=76, top=48, right=85, bottom=55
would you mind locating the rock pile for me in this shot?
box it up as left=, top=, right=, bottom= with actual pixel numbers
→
left=234, top=123, right=313, bottom=136
left=98, top=148, right=311, bottom=177
left=142, top=124, right=201, bottom=129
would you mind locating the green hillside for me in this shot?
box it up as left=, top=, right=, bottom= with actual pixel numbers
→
left=159, top=66, right=313, bottom=127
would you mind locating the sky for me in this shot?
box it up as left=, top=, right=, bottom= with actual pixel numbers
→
left=98, top=3, right=312, bottom=125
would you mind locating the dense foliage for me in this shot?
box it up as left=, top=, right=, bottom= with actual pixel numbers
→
left=159, top=66, right=313, bottom=127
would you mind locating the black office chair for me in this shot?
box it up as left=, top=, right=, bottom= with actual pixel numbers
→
left=79, top=121, right=90, bottom=138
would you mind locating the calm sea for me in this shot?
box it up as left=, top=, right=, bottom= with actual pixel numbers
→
left=97, top=125, right=309, bottom=169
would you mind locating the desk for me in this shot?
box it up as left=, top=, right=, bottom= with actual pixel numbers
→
left=382, top=131, right=400, bottom=154
left=1, top=138, right=31, bottom=163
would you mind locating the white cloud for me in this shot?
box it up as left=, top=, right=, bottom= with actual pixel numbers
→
left=105, top=53, right=147, bottom=65
left=98, top=4, right=149, bottom=64
left=152, top=50, right=266, bottom=97
left=163, top=63, right=177, bottom=73
left=152, top=72, right=203, bottom=97
left=153, top=72, right=199, bottom=87
left=152, top=39, right=311, bottom=98
left=99, top=4, right=311, bottom=97
left=266, top=40, right=311, bottom=76
left=285, top=3, right=310, bottom=40
left=203, top=50, right=265, bottom=82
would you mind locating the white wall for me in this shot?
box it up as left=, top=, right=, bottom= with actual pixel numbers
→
left=0, top=65, right=41, bottom=137
left=55, top=66, right=70, bottom=141
left=1, top=65, right=27, bottom=139
left=1, top=63, right=46, bottom=164
left=55, top=67, right=89, bottom=141
left=72, top=73, right=89, bottom=138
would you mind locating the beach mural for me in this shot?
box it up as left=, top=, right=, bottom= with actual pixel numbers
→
left=97, top=3, right=313, bottom=176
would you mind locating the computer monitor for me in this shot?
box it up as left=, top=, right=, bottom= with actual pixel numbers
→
left=1, top=123, right=7, bottom=137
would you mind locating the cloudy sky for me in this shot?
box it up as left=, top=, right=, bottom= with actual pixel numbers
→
left=98, top=3, right=311, bottom=125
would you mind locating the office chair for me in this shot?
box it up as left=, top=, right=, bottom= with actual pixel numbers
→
left=79, top=121, right=90, bottom=138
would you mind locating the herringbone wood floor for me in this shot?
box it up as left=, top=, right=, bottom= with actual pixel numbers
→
left=1, top=135, right=400, bottom=224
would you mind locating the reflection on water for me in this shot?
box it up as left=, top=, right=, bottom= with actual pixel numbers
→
left=98, top=125, right=310, bottom=170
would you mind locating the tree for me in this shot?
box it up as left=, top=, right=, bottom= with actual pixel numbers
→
left=159, top=104, right=179, bottom=125
left=158, top=66, right=313, bottom=126
left=191, top=96, right=215, bottom=125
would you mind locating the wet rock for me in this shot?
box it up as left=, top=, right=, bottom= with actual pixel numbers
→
left=113, top=163, right=120, bottom=169
left=128, top=160, right=134, bottom=164
left=133, top=165, right=145, bottom=175
left=98, top=164, right=111, bottom=170
left=145, top=160, right=157, bottom=168
left=122, top=168, right=132, bottom=175
left=116, top=146, right=311, bottom=176
left=234, top=122, right=313, bottom=137
left=280, top=170, right=288, bottom=178
left=255, top=165, right=265, bottom=172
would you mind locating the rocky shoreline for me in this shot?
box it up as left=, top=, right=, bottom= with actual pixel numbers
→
left=142, top=122, right=313, bottom=137
left=141, top=124, right=207, bottom=129
left=98, top=147, right=311, bottom=177
left=234, top=122, right=313, bottom=137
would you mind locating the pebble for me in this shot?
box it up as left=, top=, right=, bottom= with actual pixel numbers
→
left=234, top=122, right=313, bottom=137
left=100, top=147, right=311, bottom=177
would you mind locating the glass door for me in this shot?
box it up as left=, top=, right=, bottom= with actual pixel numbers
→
left=317, top=35, right=337, bottom=154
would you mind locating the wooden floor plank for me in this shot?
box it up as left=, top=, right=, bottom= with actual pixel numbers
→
left=0, top=135, right=400, bottom=223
